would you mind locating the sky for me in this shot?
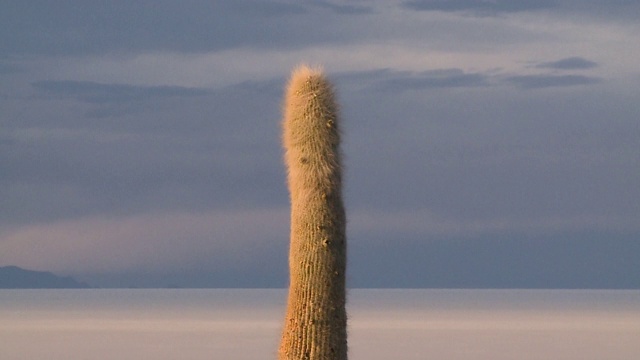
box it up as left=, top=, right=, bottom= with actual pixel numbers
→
left=1, top=0, right=639, bottom=288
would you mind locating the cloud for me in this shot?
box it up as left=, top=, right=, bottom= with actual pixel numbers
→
left=535, top=57, right=598, bottom=70
left=28, top=80, right=214, bottom=119
left=238, top=1, right=307, bottom=16
left=349, top=208, right=640, bottom=238
left=335, top=66, right=638, bottom=229
left=2, top=0, right=638, bottom=60
left=1, top=124, right=287, bottom=227
left=0, top=1, right=306, bottom=56
left=336, top=68, right=491, bottom=92
left=400, top=1, right=640, bottom=24
left=402, top=0, right=558, bottom=15
left=349, top=230, right=640, bottom=288
left=504, top=74, right=602, bottom=89
left=0, top=1, right=372, bottom=57
left=31, top=80, right=210, bottom=104
left=380, top=69, right=490, bottom=90
left=557, top=1, right=640, bottom=22
left=0, top=208, right=289, bottom=276
left=2, top=76, right=289, bottom=230
left=339, top=67, right=604, bottom=92
left=311, top=1, right=373, bottom=15
left=0, top=62, right=24, bottom=74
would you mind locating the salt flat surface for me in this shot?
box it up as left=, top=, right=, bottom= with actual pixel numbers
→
left=1, top=289, right=639, bottom=359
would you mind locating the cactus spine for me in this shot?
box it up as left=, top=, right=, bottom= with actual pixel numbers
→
left=279, top=65, right=347, bottom=360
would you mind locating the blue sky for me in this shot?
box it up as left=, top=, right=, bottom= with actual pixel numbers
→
left=1, top=0, right=639, bottom=288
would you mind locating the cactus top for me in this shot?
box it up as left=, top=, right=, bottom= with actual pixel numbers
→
left=283, top=65, right=343, bottom=205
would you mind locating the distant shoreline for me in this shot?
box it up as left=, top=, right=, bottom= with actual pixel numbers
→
left=0, top=266, right=90, bottom=289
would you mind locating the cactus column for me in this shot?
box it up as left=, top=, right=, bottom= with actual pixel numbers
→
left=279, top=65, right=347, bottom=360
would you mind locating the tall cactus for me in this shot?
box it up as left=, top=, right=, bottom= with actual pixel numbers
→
left=278, top=65, right=347, bottom=360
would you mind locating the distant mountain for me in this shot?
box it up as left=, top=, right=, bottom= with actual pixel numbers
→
left=0, top=266, right=90, bottom=289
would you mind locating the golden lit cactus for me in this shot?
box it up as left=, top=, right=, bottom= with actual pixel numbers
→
left=279, top=65, right=347, bottom=360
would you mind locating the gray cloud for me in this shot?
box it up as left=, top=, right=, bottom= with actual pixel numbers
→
left=381, top=69, right=490, bottom=90
left=1, top=128, right=287, bottom=226
left=339, top=67, right=603, bottom=92
left=0, top=62, right=25, bottom=74
left=350, top=231, right=640, bottom=288
left=2, top=78, right=287, bottom=227
left=0, top=1, right=369, bottom=57
left=401, top=0, right=640, bottom=23
left=29, top=80, right=213, bottom=119
left=536, top=57, right=598, bottom=70
left=32, top=80, right=211, bottom=104
left=1, top=1, right=303, bottom=56
left=2, top=1, right=637, bottom=59
left=402, top=0, right=558, bottom=15
left=332, top=67, right=636, bottom=223
left=237, top=1, right=307, bottom=16
left=311, top=1, right=373, bottom=15
left=505, top=74, right=602, bottom=89
left=559, top=0, right=640, bottom=21
left=335, top=68, right=490, bottom=92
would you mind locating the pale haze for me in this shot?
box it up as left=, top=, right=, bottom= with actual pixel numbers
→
left=1, top=1, right=639, bottom=288
left=2, top=289, right=640, bottom=360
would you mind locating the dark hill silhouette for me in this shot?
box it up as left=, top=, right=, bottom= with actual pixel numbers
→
left=0, top=266, right=90, bottom=288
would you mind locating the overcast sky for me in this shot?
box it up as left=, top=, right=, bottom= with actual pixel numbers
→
left=1, top=0, right=639, bottom=288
